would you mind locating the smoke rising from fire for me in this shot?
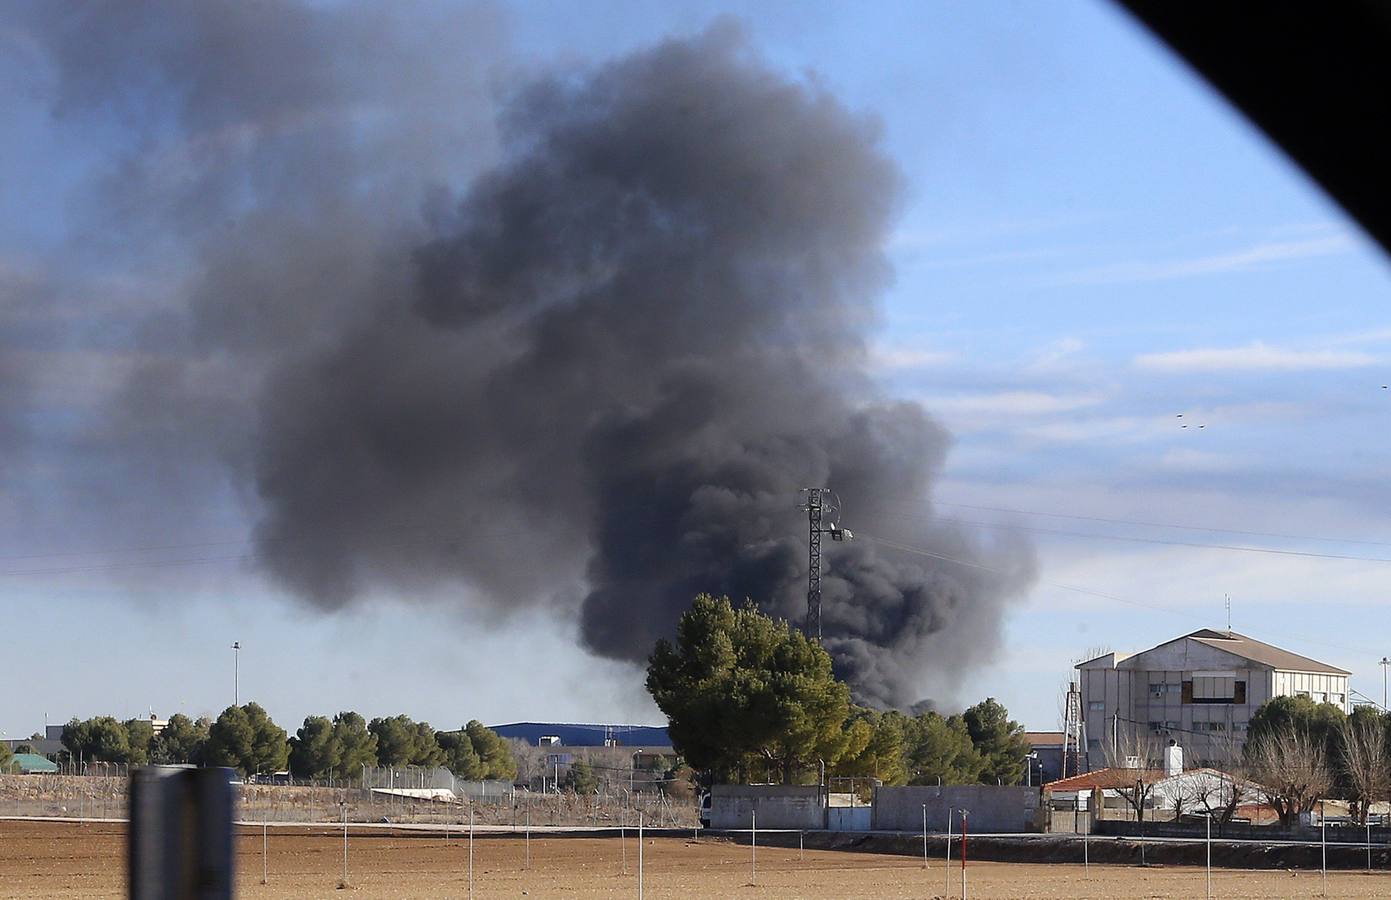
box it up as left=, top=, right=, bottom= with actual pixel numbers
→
left=14, top=4, right=1034, bottom=708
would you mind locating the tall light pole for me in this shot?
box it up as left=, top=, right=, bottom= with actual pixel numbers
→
left=232, top=642, right=241, bottom=707
left=1381, top=657, right=1390, bottom=711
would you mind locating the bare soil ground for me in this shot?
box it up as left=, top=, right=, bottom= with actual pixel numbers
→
left=4, top=820, right=1391, bottom=899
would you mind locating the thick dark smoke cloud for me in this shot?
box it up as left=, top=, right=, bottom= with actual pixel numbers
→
left=14, top=4, right=1034, bottom=707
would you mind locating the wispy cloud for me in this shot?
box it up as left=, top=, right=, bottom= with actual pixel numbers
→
left=867, top=345, right=956, bottom=370
left=926, top=390, right=1106, bottom=418
left=1019, top=414, right=1168, bottom=445
left=1135, top=341, right=1379, bottom=372
left=1157, top=447, right=1244, bottom=472
left=1024, top=337, right=1085, bottom=374
left=1058, top=234, right=1355, bottom=286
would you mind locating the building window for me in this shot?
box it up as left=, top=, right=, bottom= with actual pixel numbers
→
left=1331, top=693, right=1345, bottom=707
left=1206, top=722, right=1226, bottom=732
left=1088, top=701, right=1105, bottom=711
left=1191, top=675, right=1239, bottom=704
left=1233, top=681, right=1246, bottom=704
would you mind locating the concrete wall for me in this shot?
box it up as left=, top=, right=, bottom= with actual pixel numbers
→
left=827, top=806, right=871, bottom=831
left=709, top=785, right=824, bottom=830
left=872, top=785, right=1040, bottom=834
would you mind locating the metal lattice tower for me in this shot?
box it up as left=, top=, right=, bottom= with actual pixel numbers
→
left=799, top=488, right=853, bottom=642
left=804, top=488, right=826, bottom=641
left=1062, top=680, right=1084, bottom=777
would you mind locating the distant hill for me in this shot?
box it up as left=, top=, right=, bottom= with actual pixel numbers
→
left=489, top=722, right=671, bottom=748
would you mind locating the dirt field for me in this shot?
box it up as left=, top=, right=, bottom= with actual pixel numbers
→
left=4, top=820, right=1391, bottom=899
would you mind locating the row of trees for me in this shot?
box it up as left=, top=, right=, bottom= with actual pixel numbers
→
left=59, top=706, right=515, bottom=780
left=1106, top=695, right=1391, bottom=829
left=647, top=595, right=1032, bottom=785
left=1245, top=696, right=1390, bottom=827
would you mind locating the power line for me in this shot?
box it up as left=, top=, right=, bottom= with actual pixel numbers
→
left=0, top=536, right=256, bottom=563
left=876, top=509, right=1391, bottom=564
left=857, top=532, right=1383, bottom=659
left=929, top=500, right=1391, bottom=550
left=0, top=523, right=546, bottom=579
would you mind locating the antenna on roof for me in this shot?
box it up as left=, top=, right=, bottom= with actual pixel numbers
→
left=1225, top=594, right=1232, bottom=635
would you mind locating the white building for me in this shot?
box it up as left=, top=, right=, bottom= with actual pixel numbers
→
left=1077, top=629, right=1350, bottom=770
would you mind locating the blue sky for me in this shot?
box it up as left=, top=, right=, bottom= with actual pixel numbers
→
left=3, top=0, right=1390, bottom=740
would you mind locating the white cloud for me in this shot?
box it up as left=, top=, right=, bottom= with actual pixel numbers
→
left=1134, top=340, right=1379, bottom=372
left=1019, top=414, right=1167, bottom=445
left=1157, top=448, right=1243, bottom=472
left=1059, top=234, right=1354, bottom=285
left=925, top=390, right=1105, bottom=418
left=1025, top=337, right=1086, bottom=373
left=867, top=345, right=957, bottom=370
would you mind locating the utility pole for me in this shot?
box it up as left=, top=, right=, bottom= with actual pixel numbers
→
left=1381, top=657, right=1390, bottom=711
left=798, top=488, right=853, bottom=641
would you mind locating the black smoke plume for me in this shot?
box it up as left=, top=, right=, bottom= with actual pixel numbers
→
left=14, top=5, right=1034, bottom=707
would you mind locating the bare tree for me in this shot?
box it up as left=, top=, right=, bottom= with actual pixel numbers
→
left=1103, top=727, right=1165, bottom=823
left=1245, top=726, right=1332, bottom=828
left=1193, top=733, right=1258, bottom=834
left=1181, top=768, right=1259, bottom=834
left=1341, top=717, right=1389, bottom=826
left=507, top=738, right=548, bottom=787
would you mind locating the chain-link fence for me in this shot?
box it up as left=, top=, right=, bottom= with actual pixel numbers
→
left=0, top=772, right=697, bottom=827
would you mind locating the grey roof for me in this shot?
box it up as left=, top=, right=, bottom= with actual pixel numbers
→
left=1180, top=629, right=1349, bottom=675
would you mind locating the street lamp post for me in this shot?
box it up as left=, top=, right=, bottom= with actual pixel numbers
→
left=1025, top=751, right=1039, bottom=787
left=232, top=642, right=241, bottom=707
left=1381, top=657, right=1390, bottom=711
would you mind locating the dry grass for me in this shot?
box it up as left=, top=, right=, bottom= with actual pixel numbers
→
left=4, top=820, right=1391, bottom=898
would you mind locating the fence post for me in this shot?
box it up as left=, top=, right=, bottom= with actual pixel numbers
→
left=638, top=809, right=644, bottom=900
left=1321, top=809, right=1327, bottom=897
left=262, top=819, right=269, bottom=885
left=960, top=810, right=969, bottom=900
left=469, top=809, right=475, bottom=900
left=944, top=808, right=953, bottom=899
left=751, top=809, right=757, bottom=885
left=339, top=802, right=349, bottom=889
left=922, top=804, right=928, bottom=869
left=1205, top=814, right=1211, bottom=900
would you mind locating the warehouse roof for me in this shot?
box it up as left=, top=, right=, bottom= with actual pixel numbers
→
left=1182, top=629, right=1349, bottom=675
left=1077, top=629, right=1348, bottom=676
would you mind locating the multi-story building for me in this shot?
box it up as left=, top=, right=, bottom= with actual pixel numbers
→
left=1077, top=628, right=1349, bottom=769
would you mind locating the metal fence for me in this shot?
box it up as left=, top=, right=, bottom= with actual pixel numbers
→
left=0, top=772, right=697, bottom=828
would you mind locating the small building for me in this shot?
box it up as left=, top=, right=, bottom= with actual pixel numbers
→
left=1077, top=629, right=1350, bottom=769
left=8, top=753, right=59, bottom=774
left=1023, top=731, right=1065, bottom=784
